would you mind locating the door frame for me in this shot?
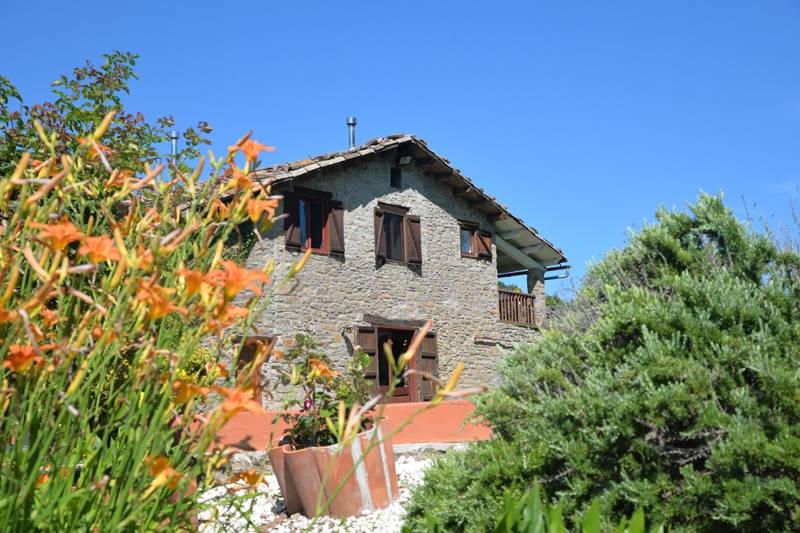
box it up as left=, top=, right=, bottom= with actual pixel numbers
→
left=369, top=322, right=421, bottom=403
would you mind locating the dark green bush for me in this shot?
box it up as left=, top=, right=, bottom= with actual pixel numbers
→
left=404, top=194, right=800, bottom=532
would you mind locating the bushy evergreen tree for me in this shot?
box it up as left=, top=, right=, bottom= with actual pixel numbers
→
left=404, top=194, right=800, bottom=532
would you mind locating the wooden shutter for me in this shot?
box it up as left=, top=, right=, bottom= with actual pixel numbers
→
left=374, top=208, right=386, bottom=261
left=355, top=326, right=379, bottom=394
left=404, top=215, right=422, bottom=265
left=283, top=192, right=301, bottom=250
left=328, top=200, right=345, bottom=254
left=417, top=332, right=438, bottom=401
left=476, top=230, right=492, bottom=259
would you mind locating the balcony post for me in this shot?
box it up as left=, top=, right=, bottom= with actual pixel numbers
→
left=526, top=268, right=546, bottom=328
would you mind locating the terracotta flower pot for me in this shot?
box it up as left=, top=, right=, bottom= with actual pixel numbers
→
left=267, top=444, right=303, bottom=515
left=268, top=419, right=399, bottom=517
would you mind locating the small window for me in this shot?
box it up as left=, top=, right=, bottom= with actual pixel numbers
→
left=390, top=166, right=402, bottom=188
left=460, top=227, right=475, bottom=256
left=374, top=203, right=421, bottom=266
left=384, top=212, right=404, bottom=261
left=284, top=190, right=345, bottom=256
left=459, top=222, right=492, bottom=260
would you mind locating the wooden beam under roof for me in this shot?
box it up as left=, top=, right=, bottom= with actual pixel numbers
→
left=452, top=186, right=471, bottom=196
left=499, top=228, right=531, bottom=241
left=494, top=234, right=545, bottom=272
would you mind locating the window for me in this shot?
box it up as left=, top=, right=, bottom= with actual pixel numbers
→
left=284, top=188, right=345, bottom=255
left=374, top=202, right=421, bottom=266
left=390, top=166, right=402, bottom=188
left=459, top=222, right=492, bottom=260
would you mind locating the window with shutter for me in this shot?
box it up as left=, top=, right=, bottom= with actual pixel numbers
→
left=459, top=221, right=492, bottom=260
left=374, top=202, right=420, bottom=266
left=284, top=188, right=343, bottom=256
left=355, top=327, right=378, bottom=394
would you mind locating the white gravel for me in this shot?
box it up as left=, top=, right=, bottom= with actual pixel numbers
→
left=199, top=455, right=432, bottom=532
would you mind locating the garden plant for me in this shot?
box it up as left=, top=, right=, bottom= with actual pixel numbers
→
left=404, top=194, right=800, bottom=532
left=0, top=52, right=299, bottom=530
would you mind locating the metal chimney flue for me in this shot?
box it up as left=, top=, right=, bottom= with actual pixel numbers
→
left=346, top=116, right=357, bottom=149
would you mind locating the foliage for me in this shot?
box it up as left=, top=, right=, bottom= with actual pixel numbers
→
left=405, top=193, right=800, bottom=532
left=0, top=51, right=210, bottom=176
left=275, top=333, right=373, bottom=448
left=0, top=57, right=291, bottom=529
left=407, top=482, right=661, bottom=533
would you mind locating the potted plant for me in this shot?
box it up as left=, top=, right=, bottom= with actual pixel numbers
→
left=268, top=334, right=399, bottom=518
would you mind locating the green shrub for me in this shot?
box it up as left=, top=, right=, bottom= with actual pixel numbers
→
left=404, top=194, right=800, bottom=532
left=407, top=482, right=662, bottom=533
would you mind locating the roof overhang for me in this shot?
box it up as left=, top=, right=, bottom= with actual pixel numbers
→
left=251, top=135, right=567, bottom=273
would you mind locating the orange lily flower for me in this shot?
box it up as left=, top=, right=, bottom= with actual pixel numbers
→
left=217, top=260, right=271, bottom=300
left=228, top=167, right=253, bottom=190
left=3, top=345, right=44, bottom=373
left=229, top=469, right=263, bottom=488
left=216, top=387, right=265, bottom=417
left=240, top=139, right=274, bottom=162
left=173, top=381, right=208, bottom=404
left=40, top=309, right=60, bottom=328
left=246, top=197, right=280, bottom=223
left=308, top=357, right=340, bottom=380
left=143, top=456, right=183, bottom=497
left=135, top=279, right=188, bottom=321
left=177, top=268, right=219, bottom=297
left=31, top=216, right=83, bottom=251
left=210, top=199, right=231, bottom=220
left=0, top=308, right=18, bottom=324
left=78, top=236, right=122, bottom=263
left=136, top=245, right=154, bottom=271
left=77, top=137, right=113, bottom=159
left=205, top=304, right=249, bottom=334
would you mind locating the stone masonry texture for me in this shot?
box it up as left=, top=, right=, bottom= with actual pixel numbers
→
left=237, top=156, right=542, bottom=407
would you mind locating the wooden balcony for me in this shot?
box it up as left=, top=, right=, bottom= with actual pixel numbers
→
left=498, top=289, right=537, bottom=326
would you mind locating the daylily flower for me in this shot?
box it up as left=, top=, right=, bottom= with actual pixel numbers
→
left=0, top=308, right=18, bottom=324
left=40, top=309, right=60, bottom=328
left=216, top=387, right=265, bottom=417
left=308, top=357, right=339, bottom=380
left=143, top=456, right=183, bottom=498
left=78, top=236, right=122, bottom=263
left=31, top=216, right=83, bottom=251
left=135, top=245, right=154, bottom=271
left=227, top=167, right=253, bottom=191
left=3, top=345, right=44, bottom=373
left=173, top=381, right=208, bottom=404
left=240, top=139, right=274, bottom=162
left=246, top=197, right=280, bottom=224
left=205, top=304, right=249, bottom=333
left=77, top=137, right=113, bottom=159
left=215, top=260, right=271, bottom=300
left=135, top=279, right=188, bottom=321
left=209, top=199, right=231, bottom=220
left=177, top=268, right=218, bottom=298
left=229, top=469, right=263, bottom=488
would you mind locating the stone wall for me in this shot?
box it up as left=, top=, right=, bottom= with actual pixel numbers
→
left=237, top=156, right=541, bottom=407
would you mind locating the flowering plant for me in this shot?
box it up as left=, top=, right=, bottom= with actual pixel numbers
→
left=0, top=53, right=310, bottom=530
left=276, top=334, right=373, bottom=448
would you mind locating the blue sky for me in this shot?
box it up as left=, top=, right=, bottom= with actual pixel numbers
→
left=2, top=1, right=799, bottom=296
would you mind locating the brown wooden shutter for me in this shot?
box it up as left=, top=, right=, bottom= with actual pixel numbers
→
left=374, top=208, right=386, bottom=261
left=328, top=200, right=345, bottom=254
left=355, top=326, right=378, bottom=394
left=417, top=332, right=438, bottom=401
left=476, top=230, right=492, bottom=259
left=283, top=192, right=301, bottom=250
left=404, top=215, right=422, bottom=264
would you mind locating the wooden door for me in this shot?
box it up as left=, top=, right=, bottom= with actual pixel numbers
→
left=416, top=332, right=438, bottom=401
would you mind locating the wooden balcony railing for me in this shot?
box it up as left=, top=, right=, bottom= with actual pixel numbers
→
left=498, top=289, right=537, bottom=326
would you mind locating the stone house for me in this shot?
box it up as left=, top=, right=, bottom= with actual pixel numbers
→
left=235, top=134, right=567, bottom=405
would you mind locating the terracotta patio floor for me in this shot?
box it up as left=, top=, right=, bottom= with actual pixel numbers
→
left=216, top=400, right=491, bottom=451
